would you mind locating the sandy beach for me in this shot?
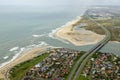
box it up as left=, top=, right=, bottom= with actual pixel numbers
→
left=56, top=17, right=105, bottom=46
left=0, top=46, right=49, bottom=80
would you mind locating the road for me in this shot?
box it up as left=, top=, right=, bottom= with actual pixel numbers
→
left=68, top=11, right=111, bottom=80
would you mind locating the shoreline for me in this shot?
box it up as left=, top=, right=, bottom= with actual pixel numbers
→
left=111, top=41, right=120, bottom=44
left=0, top=46, right=51, bottom=79
left=48, top=17, right=83, bottom=44
left=56, top=16, right=105, bottom=46
left=0, top=41, right=49, bottom=68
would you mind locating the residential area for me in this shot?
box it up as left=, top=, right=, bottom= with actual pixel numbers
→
left=22, top=48, right=84, bottom=80
left=82, top=53, right=120, bottom=80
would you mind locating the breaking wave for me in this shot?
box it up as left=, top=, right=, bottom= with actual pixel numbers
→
left=32, top=34, right=45, bottom=38
left=48, top=16, right=81, bottom=44
left=3, top=56, right=9, bottom=60
left=9, top=47, right=19, bottom=52
left=0, top=41, right=49, bottom=68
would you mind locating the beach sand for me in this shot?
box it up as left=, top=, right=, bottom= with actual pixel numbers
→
left=0, top=47, right=48, bottom=79
left=56, top=17, right=105, bottom=46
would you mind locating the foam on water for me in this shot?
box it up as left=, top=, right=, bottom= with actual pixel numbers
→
left=32, top=34, right=45, bottom=38
left=3, top=56, right=9, bottom=60
left=0, top=47, right=25, bottom=68
left=48, top=28, right=69, bottom=44
left=0, top=41, right=49, bottom=68
left=48, top=16, right=81, bottom=44
left=9, top=47, right=19, bottom=52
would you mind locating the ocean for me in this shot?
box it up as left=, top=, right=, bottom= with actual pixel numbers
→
left=0, top=6, right=120, bottom=67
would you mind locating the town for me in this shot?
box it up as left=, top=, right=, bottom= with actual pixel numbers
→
left=22, top=48, right=84, bottom=80
left=7, top=7, right=120, bottom=80
left=82, top=53, right=120, bottom=80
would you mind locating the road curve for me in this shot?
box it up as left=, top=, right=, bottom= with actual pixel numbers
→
left=73, top=12, right=111, bottom=80
left=68, top=11, right=111, bottom=80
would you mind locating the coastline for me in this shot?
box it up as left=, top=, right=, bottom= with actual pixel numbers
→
left=56, top=17, right=105, bottom=46
left=0, top=41, right=50, bottom=68
left=111, top=41, right=120, bottom=44
left=0, top=46, right=50, bottom=79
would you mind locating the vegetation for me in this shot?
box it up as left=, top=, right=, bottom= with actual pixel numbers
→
left=80, top=17, right=105, bottom=35
left=78, top=75, right=89, bottom=80
left=65, top=51, right=89, bottom=80
left=9, top=53, right=50, bottom=80
left=9, top=50, right=88, bottom=80
left=82, top=9, right=120, bottom=42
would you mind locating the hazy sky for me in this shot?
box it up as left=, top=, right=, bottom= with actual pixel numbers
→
left=0, top=0, right=120, bottom=13
left=0, top=0, right=120, bottom=6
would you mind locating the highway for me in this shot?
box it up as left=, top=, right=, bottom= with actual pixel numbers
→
left=68, top=11, right=111, bottom=80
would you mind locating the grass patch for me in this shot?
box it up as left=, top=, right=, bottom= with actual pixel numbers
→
left=9, top=53, right=50, bottom=80
left=78, top=75, right=89, bottom=80
left=65, top=51, right=89, bottom=80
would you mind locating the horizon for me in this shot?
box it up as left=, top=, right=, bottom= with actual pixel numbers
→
left=0, top=0, right=120, bottom=14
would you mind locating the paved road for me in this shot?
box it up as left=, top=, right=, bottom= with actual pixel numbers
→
left=68, top=12, right=111, bottom=80
left=73, top=12, right=111, bottom=80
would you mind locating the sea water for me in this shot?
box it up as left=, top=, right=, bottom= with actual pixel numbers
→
left=0, top=6, right=120, bottom=67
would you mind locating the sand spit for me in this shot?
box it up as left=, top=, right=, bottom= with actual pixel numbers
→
left=56, top=17, right=105, bottom=46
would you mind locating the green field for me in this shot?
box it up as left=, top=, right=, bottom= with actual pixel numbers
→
left=9, top=53, right=50, bottom=80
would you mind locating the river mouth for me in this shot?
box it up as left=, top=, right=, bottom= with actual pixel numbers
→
left=0, top=6, right=120, bottom=68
